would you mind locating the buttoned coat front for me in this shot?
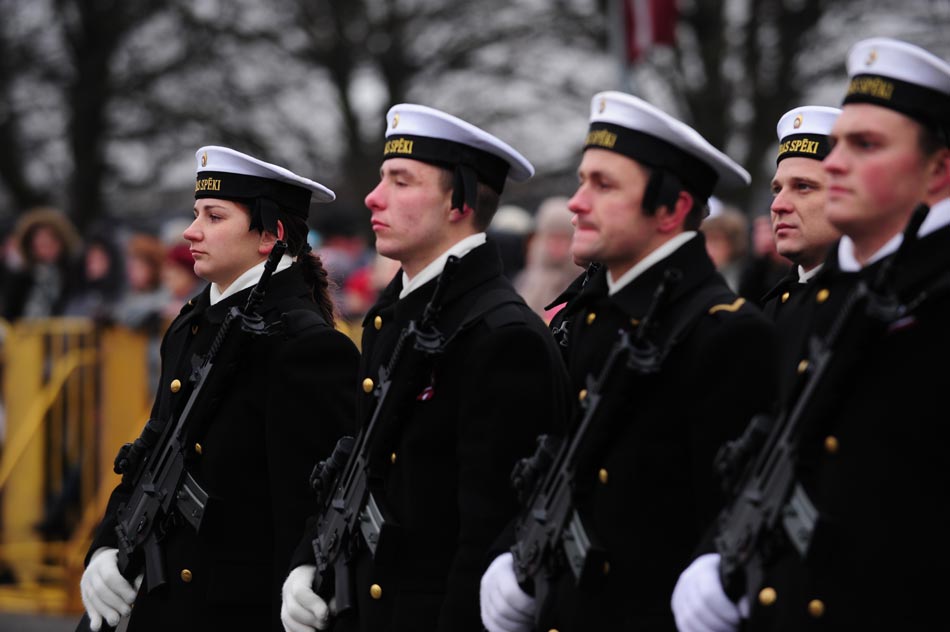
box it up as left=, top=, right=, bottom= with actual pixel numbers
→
left=297, top=241, right=571, bottom=632
left=542, top=235, right=778, bottom=632
left=88, top=264, right=359, bottom=632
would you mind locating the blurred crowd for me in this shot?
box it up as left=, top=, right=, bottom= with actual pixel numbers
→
left=0, top=198, right=793, bottom=346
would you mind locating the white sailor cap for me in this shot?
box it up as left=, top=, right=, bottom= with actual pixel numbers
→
left=775, top=106, right=841, bottom=164
left=584, top=91, right=750, bottom=199
left=844, top=38, right=950, bottom=130
left=194, top=145, right=335, bottom=220
left=382, top=104, right=534, bottom=211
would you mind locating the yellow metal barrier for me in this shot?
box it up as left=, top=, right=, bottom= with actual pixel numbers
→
left=0, top=315, right=360, bottom=615
left=0, top=318, right=152, bottom=615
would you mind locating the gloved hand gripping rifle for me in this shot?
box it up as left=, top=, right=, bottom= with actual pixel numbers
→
left=713, top=204, right=930, bottom=603
left=308, top=255, right=461, bottom=617
left=509, top=268, right=681, bottom=625
left=76, top=241, right=288, bottom=632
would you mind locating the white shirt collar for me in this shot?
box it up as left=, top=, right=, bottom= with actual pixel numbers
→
left=798, top=263, right=823, bottom=284
left=399, top=233, right=486, bottom=300
left=209, top=254, right=294, bottom=305
left=837, top=197, right=950, bottom=272
left=607, top=232, right=696, bottom=296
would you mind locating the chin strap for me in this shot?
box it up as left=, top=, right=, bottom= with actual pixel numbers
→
left=452, top=163, right=479, bottom=214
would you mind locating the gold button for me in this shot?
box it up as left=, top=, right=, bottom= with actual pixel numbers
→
left=816, top=288, right=830, bottom=303
left=390, top=452, right=397, bottom=464
left=369, top=583, right=382, bottom=599
left=797, top=359, right=809, bottom=374
left=586, top=312, right=596, bottom=325
left=807, top=599, right=825, bottom=618
left=374, top=315, right=383, bottom=330
left=578, top=389, right=588, bottom=402
left=548, top=629, right=560, bottom=632
left=195, top=443, right=203, bottom=455
left=598, top=468, right=608, bottom=484
left=824, top=436, right=839, bottom=454
left=781, top=291, right=790, bottom=303
left=180, top=569, right=193, bottom=583
left=759, top=586, right=777, bottom=606
left=170, top=379, right=182, bottom=393
left=191, top=324, right=199, bottom=335
left=602, top=561, right=610, bottom=575
left=363, top=378, right=374, bottom=393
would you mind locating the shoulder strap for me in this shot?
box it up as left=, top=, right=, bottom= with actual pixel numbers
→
left=662, top=283, right=737, bottom=350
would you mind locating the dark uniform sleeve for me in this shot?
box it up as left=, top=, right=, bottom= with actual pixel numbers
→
left=683, top=308, right=778, bottom=528
left=265, top=325, right=359, bottom=594
left=439, top=322, right=569, bottom=630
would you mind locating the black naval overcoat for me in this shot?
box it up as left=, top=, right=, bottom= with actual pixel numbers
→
left=542, top=234, right=778, bottom=632
left=745, top=221, right=950, bottom=631
left=295, top=240, right=571, bottom=632
left=87, top=263, right=359, bottom=632
left=761, top=268, right=821, bottom=402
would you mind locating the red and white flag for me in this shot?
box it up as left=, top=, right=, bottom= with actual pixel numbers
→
left=623, top=0, right=678, bottom=63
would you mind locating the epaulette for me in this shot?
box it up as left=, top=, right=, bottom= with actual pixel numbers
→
left=707, top=297, right=748, bottom=316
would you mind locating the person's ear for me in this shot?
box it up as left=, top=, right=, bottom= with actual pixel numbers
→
left=448, top=204, right=474, bottom=223
left=926, top=147, right=950, bottom=197
left=258, top=220, right=285, bottom=254
left=655, top=191, right=694, bottom=233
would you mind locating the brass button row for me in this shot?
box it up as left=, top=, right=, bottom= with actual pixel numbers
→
left=757, top=587, right=825, bottom=618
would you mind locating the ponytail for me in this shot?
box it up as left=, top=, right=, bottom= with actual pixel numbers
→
left=300, top=251, right=337, bottom=328
left=281, top=214, right=337, bottom=328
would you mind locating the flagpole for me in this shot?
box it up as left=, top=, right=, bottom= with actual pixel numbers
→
left=608, top=0, right=633, bottom=93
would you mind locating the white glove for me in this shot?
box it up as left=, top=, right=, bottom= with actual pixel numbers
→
left=671, top=553, right=748, bottom=632
left=480, top=552, right=536, bottom=632
left=80, top=547, right=143, bottom=632
left=281, top=565, right=331, bottom=632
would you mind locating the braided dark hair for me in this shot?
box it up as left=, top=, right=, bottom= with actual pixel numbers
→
left=281, top=214, right=337, bottom=328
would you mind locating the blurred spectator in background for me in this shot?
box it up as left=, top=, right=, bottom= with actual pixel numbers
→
left=63, top=231, right=126, bottom=322
left=737, top=214, right=793, bottom=306
left=488, top=203, right=534, bottom=279
left=513, top=196, right=581, bottom=323
left=160, top=243, right=200, bottom=324
left=2, top=207, right=81, bottom=321
left=113, top=233, right=168, bottom=333
left=114, top=233, right=168, bottom=385
left=336, top=253, right=401, bottom=348
left=314, top=207, right=372, bottom=288
left=701, top=205, right=749, bottom=292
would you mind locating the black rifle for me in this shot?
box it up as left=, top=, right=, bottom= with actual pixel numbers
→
left=76, top=241, right=288, bottom=632
left=510, top=268, right=681, bottom=624
left=714, top=203, right=930, bottom=603
left=308, top=256, right=460, bottom=616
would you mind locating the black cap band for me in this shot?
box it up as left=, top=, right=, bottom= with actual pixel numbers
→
left=382, top=135, right=510, bottom=196
left=776, top=133, right=832, bottom=164
left=195, top=171, right=311, bottom=219
left=584, top=123, right=719, bottom=199
left=844, top=73, right=950, bottom=130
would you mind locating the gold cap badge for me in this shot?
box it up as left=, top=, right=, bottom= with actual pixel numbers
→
left=599, top=97, right=606, bottom=113
left=201, top=152, right=208, bottom=167
left=392, top=113, right=399, bottom=129
left=866, top=49, right=877, bottom=66
left=793, top=114, right=803, bottom=129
